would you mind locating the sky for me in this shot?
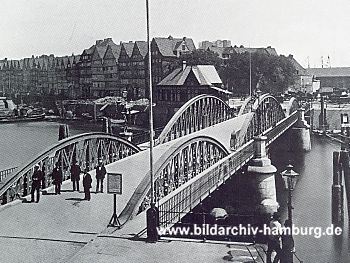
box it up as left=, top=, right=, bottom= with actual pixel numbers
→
left=1, top=0, right=350, bottom=68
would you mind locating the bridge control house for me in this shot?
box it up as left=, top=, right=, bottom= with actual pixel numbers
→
left=154, top=63, right=231, bottom=126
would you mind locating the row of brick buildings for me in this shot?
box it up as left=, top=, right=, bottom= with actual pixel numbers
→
left=0, top=36, right=196, bottom=100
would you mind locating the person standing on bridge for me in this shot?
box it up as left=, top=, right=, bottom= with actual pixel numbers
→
left=267, top=212, right=283, bottom=263
left=95, top=159, right=106, bottom=193
left=70, top=160, right=81, bottom=192
left=82, top=168, right=92, bottom=201
left=31, top=164, right=43, bottom=203
left=51, top=163, right=63, bottom=195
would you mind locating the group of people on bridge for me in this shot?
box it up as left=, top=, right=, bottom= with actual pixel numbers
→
left=30, top=159, right=107, bottom=203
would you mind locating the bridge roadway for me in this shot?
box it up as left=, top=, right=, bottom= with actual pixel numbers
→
left=0, top=113, right=255, bottom=263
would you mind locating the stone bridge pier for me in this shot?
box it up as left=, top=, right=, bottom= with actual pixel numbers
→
left=292, top=108, right=311, bottom=152
left=248, top=136, right=279, bottom=216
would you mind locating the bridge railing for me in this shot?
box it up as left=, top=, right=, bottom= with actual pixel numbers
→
left=0, top=167, right=18, bottom=183
left=0, top=132, right=140, bottom=205
left=158, top=110, right=299, bottom=228
left=158, top=141, right=254, bottom=227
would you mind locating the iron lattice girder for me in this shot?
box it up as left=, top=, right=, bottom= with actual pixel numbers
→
left=0, top=132, right=140, bottom=202
left=158, top=109, right=301, bottom=228
left=157, top=94, right=233, bottom=145
left=240, top=94, right=287, bottom=145
left=118, top=135, right=229, bottom=223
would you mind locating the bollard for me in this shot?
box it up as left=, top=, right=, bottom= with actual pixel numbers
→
left=58, top=124, right=70, bottom=141
left=146, top=203, right=160, bottom=242
left=332, top=151, right=343, bottom=225
left=340, top=149, right=350, bottom=224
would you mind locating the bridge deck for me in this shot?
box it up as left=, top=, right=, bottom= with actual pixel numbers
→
left=0, top=114, right=250, bottom=262
left=103, top=114, right=249, bottom=222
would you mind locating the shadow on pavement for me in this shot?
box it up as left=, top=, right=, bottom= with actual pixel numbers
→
left=65, top=197, right=85, bottom=201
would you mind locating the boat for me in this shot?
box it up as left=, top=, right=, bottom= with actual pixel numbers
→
left=0, top=97, right=16, bottom=118
left=0, top=113, right=46, bottom=123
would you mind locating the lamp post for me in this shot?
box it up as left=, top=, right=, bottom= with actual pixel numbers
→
left=145, top=0, right=159, bottom=243
left=281, top=164, right=299, bottom=224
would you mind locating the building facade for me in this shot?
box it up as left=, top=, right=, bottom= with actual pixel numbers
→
left=307, top=67, right=350, bottom=92
left=0, top=36, right=195, bottom=100
left=154, top=64, right=230, bottom=126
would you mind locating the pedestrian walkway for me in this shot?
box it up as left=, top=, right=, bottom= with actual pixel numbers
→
left=0, top=178, right=114, bottom=263
left=66, top=210, right=266, bottom=263
left=0, top=113, right=254, bottom=263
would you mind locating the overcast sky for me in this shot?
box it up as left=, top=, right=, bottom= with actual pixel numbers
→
left=1, top=0, right=350, bottom=68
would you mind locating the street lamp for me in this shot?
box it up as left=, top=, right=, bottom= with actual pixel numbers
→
left=145, top=0, right=159, bottom=243
left=281, top=164, right=299, bottom=224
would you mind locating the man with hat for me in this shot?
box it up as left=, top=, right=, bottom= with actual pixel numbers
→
left=82, top=168, right=92, bottom=201
left=31, top=164, right=44, bottom=203
left=267, top=212, right=283, bottom=263
left=95, top=159, right=106, bottom=193
left=70, top=160, right=81, bottom=192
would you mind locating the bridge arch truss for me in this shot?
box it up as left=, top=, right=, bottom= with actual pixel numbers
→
left=157, top=95, right=233, bottom=145
left=119, top=135, right=229, bottom=223
left=238, top=94, right=286, bottom=146
left=0, top=132, right=140, bottom=204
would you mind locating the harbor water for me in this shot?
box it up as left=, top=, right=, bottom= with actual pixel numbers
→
left=0, top=121, right=101, bottom=171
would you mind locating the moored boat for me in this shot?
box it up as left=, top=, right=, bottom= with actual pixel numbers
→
left=0, top=113, right=46, bottom=123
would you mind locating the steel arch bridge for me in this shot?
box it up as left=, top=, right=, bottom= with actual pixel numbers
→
left=156, top=94, right=233, bottom=145
left=0, top=132, right=140, bottom=204
left=236, top=94, right=287, bottom=146
left=118, top=135, right=229, bottom=223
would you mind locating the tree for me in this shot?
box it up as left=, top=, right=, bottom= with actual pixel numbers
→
left=179, top=49, right=222, bottom=69
left=176, top=49, right=297, bottom=96
left=221, top=52, right=297, bottom=95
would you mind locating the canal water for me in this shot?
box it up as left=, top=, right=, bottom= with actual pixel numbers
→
left=0, top=121, right=102, bottom=171
left=178, top=134, right=350, bottom=262
left=270, top=134, right=350, bottom=262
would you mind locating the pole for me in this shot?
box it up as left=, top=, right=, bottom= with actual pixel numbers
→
left=146, top=0, right=159, bottom=243
left=146, top=0, right=154, bottom=207
left=249, top=51, right=252, bottom=98
left=288, top=186, right=293, bottom=225
left=340, top=148, right=350, bottom=225
left=108, top=194, right=121, bottom=227
left=332, top=151, right=343, bottom=225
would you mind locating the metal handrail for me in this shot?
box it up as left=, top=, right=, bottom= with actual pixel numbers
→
left=0, top=167, right=18, bottom=183
left=157, top=94, right=233, bottom=145
left=0, top=132, right=140, bottom=199
left=157, top=111, right=299, bottom=228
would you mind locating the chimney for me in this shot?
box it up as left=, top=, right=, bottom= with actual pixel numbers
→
left=96, top=40, right=103, bottom=45
left=182, top=60, right=187, bottom=71
left=288, top=54, right=293, bottom=59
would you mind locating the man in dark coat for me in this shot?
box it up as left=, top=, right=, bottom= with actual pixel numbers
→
left=70, top=161, right=81, bottom=192
left=52, top=163, right=63, bottom=195
left=82, top=169, right=92, bottom=201
left=31, top=164, right=44, bottom=203
left=95, top=159, right=106, bottom=193
left=267, top=212, right=283, bottom=263
left=281, top=219, right=295, bottom=263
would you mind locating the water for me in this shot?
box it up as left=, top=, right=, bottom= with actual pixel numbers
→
left=270, top=134, right=350, bottom=262
left=0, top=121, right=101, bottom=170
